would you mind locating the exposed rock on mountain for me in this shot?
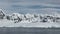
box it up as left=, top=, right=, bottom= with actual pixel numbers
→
left=0, top=9, right=5, bottom=19
left=4, top=13, right=60, bottom=23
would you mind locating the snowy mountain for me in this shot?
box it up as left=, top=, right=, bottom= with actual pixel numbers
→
left=7, top=13, right=60, bottom=23
left=0, top=9, right=60, bottom=28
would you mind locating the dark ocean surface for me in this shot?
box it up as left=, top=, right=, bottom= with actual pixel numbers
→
left=0, top=27, right=60, bottom=34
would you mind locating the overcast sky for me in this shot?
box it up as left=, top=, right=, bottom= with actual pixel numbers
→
left=0, top=0, right=60, bottom=14
left=0, top=0, right=60, bottom=8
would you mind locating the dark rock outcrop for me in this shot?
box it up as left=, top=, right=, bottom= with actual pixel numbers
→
left=0, top=10, right=5, bottom=19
